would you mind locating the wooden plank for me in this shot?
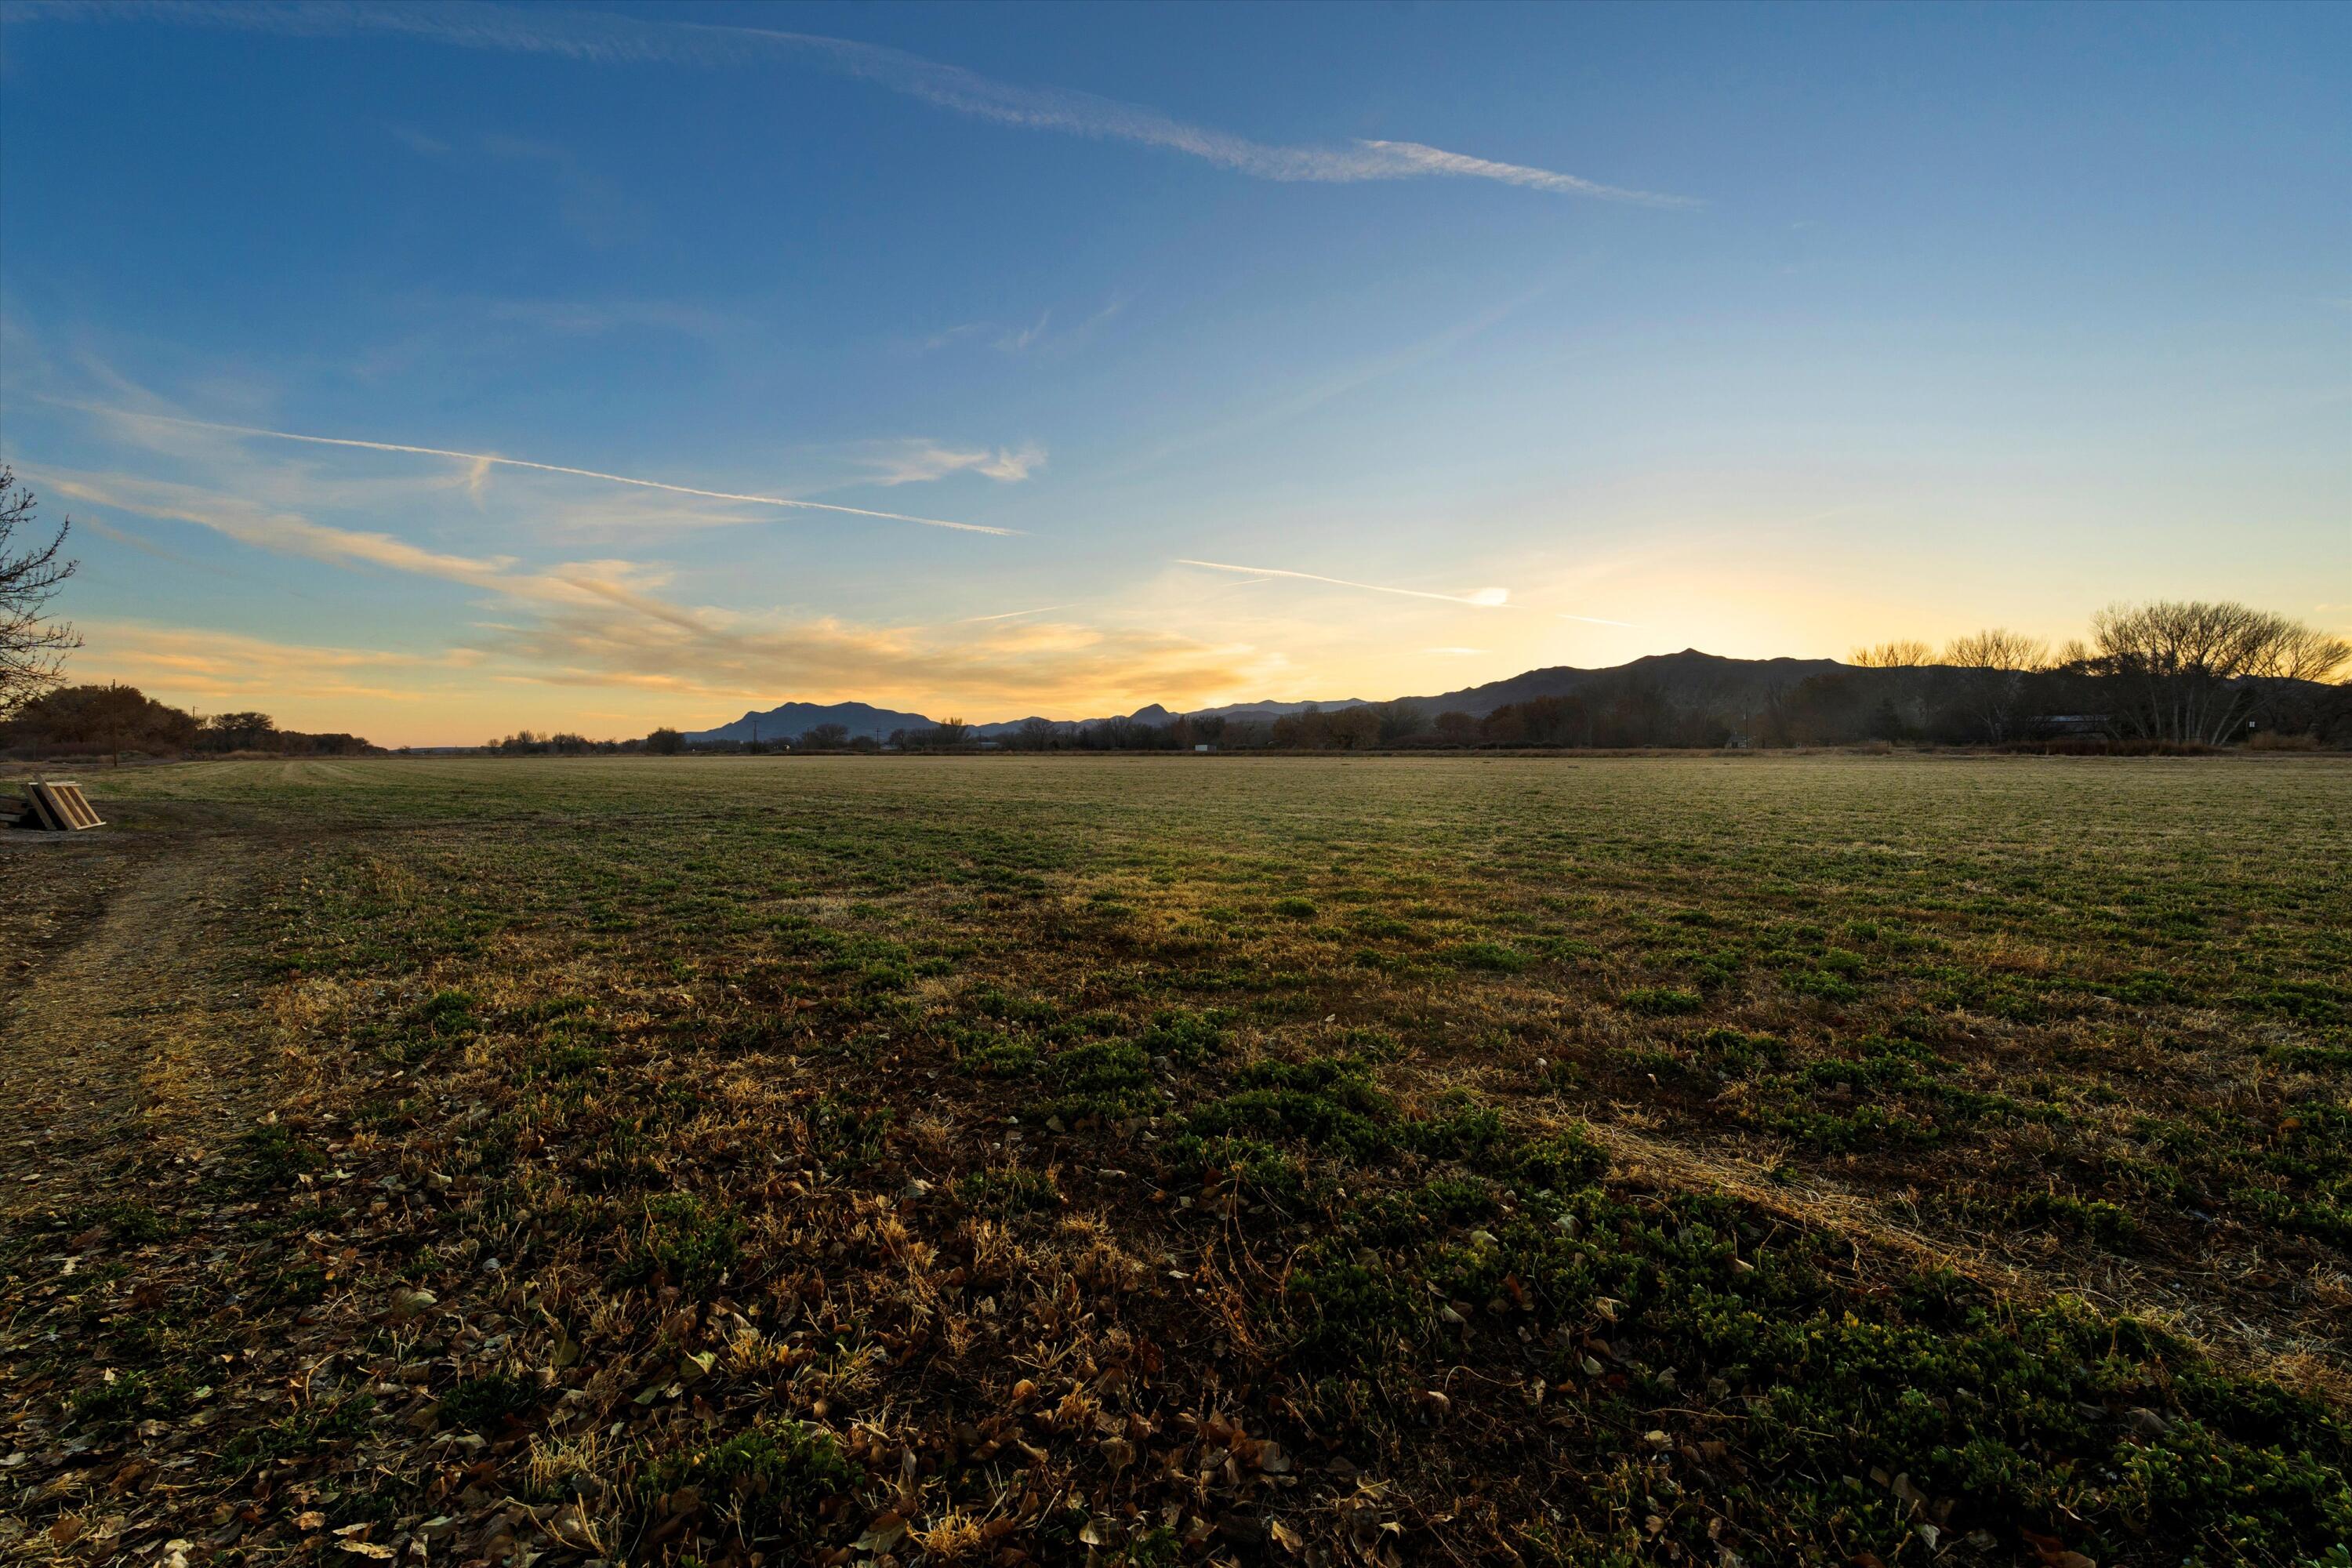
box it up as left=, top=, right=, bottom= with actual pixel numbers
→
left=23, top=784, right=67, bottom=831
left=49, top=783, right=103, bottom=828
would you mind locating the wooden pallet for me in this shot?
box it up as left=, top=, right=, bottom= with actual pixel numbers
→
left=20, top=781, right=104, bottom=830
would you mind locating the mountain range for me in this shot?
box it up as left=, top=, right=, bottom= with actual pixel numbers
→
left=682, top=650, right=1857, bottom=743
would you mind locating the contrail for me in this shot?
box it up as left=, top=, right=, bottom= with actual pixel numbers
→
left=73, top=405, right=1020, bottom=535
left=23, top=2, right=1693, bottom=206
left=959, top=604, right=1072, bottom=622
left=1178, top=557, right=1631, bottom=622
left=1177, top=557, right=1512, bottom=608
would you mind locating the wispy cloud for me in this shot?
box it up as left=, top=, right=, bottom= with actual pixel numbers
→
left=43, top=467, right=538, bottom=589
left=42, top=465, right=1276, bottom=719
left=72, top=618, right=453, bottom=704
left=34, top=2, right=1691, bottom=205
left=54, top=404, right=1019, bottom=535
left=996, top=311, right=1051, bottom=353
left=849, top=439, right=1047, bottom=487
left=1177, top=558, right=1512, bottom=609
left=920, top=297, right=1127, bottom=358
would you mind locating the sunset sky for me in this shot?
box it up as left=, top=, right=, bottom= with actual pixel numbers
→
left=2, top=0, right=2346, bottom=746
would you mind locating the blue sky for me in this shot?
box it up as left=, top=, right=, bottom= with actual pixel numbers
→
left=2, top=0, right=2345, bottom=743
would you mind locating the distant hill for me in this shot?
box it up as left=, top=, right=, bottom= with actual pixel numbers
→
left=684, top=701, right=935, bottom=745
left=684, top=655, right=1855, bottom=740
left=686, top=648, right=2140, bottom=742
left=1393, top=649, right=1850, bottom=717
left=971, top=703, right=1179, bottom=739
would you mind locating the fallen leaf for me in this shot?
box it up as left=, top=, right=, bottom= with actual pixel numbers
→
left=854, top=1512, right=907, bottom=1552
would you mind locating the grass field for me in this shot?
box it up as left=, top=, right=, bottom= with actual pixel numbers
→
left=5, top=753, right=2349, bottom=1566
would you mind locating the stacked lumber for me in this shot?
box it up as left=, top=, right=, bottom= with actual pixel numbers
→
left=17, top=781, right=104, bottom=830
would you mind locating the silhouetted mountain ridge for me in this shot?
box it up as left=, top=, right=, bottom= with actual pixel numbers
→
left=1392, top=649, right=1850, bottom=718
left=684, top=643, right=2344, bottom=745
left=688, top=650, right=1855, bottom=739
left=685, top=701, right=933, bottom=745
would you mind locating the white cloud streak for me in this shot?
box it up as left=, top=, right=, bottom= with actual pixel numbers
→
left=1176, top=558, right=1513, bottom=609
left=852, top=439, right=1047, bottom=487
left=39, top=466, right=1276, bottom=712
left=34, top=2, right=1691, bottom=205
left=55, top=404, right=1019, bottom=535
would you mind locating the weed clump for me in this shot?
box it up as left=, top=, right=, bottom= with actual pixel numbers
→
left=439, top=1372, right=538, bottom=1432
left=237, top=1123, right=322, bottom=1189
left=1510, top=1127, right=1609, bottom=1192
left=953, top=1030, right=1041, bottom=1076
left=1443, top=940, right=1529, bottom=973
left=1282, top=1243, right=1425, bottom=1370
left=644, top=1421, right=860, bottom=1541
left=1037, top=1040, right=1159, bottom=1123
left=1624, top=986, right=1701, bottom=1015
left=611, top=1192, right=745, bottom=1292
left=1136, top=1007, right=1226, bottom=1065
left=958, top=1166, right=1060, bottom=1214
left=1185, top=1055, right=1397, bottom=1161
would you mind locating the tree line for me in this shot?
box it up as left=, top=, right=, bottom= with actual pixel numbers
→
left=2, top=684, right=377, bottom=761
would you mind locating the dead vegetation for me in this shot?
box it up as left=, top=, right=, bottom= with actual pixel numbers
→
left=3, top=754, right=2347, bottom=1566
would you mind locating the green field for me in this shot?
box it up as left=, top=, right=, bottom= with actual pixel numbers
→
left=5, top=754, right=2349, bottom=1566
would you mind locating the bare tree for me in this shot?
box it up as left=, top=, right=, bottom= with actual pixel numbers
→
left=2089, top=601, right=2350, bottom=745
left=1848, top=639, right=1942, bottom=735
left=1940, top=628, right=2048, bottom=742
left=0, top=466, right=82, bottom=715
left=1848, top=640, right=1934, bottom=668
left=1367, top=701, right=1426, bottom=743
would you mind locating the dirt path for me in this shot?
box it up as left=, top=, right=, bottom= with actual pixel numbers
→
left=0, top=830, right=279, bottom=1225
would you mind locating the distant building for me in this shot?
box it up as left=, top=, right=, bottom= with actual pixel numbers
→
left=1194, top=743, right=1214, bottom=753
